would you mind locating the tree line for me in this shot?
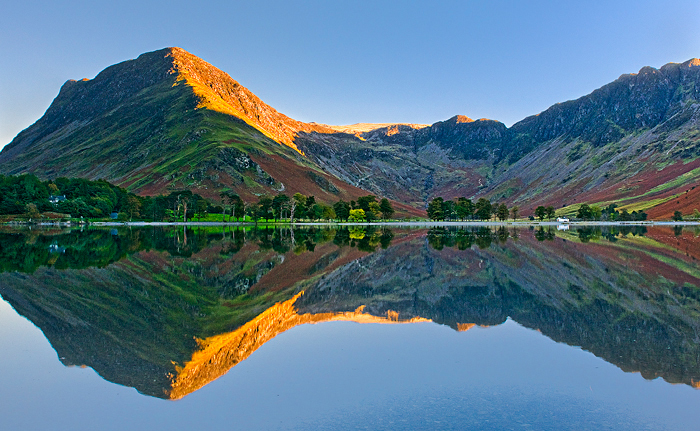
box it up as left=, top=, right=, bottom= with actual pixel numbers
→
left=222, top=192, right=395, bottom=223
left=425, top=195, right=651, bottom=222
left=0, top=174, right=397, bottom=223
left=0, top=174, right=143, bottom=219
left=574, top=203, right=647, bottom=221
left=427, top=197, right=520, bottom=221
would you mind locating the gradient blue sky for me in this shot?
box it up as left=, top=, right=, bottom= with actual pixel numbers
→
left=2, top=0, right=699, bottom=149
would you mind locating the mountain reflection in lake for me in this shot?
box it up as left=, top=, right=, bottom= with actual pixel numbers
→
left=1, top=225, right=699, bottom=430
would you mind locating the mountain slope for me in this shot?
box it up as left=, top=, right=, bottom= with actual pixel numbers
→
left=296, top=59, right=700, bottom=213
left=484, top=58, right=700, bottom=212
left=0, top=48, right=391, bottom=208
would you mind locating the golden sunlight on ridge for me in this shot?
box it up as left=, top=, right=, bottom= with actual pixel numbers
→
left=168, top=292, right=430, bottom=399
left=456, top=323, right=476, bottom=332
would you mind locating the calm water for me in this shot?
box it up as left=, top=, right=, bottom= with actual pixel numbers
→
left=1, top=225, right=699, bottom=430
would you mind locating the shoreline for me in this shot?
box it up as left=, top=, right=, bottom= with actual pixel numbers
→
left=84, top=220, right=700, bottom=227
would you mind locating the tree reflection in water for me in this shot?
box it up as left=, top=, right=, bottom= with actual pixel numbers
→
left=0, top=225, right=699, bottom=398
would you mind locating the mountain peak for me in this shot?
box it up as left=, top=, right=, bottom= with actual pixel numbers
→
left=683, top=58, right=700, bottom=68
left=450, top=115, right=474, bottom=124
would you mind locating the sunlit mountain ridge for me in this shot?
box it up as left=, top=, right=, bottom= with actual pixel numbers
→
left=0, top=48, right=699, bottom=216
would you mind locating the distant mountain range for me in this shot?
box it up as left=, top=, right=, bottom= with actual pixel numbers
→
left=1, top=48, right=699, bottom=217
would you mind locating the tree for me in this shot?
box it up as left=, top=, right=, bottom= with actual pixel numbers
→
left=322, top=205, right=336, bottom=221
left=577, top=204, right=591, bottom=220
left=475, top=198, right=492, bottom=221
left=348, top=209, right=366, bottom=222
left=379, top=198, right=394, bottom=220
left=220, top=191, right=229, bottom=221
left=175, top=191, right=193, bottom=222
left=25, top=203, right=40, bottom=220
left=545, top=206, right=555, bottom=221
left=619, top=209, right=631, bottom=221
left=195, top=198, right=208, bottom=220
left=246, top=202, right=260, bottom=224
left=535, top=206, right=546, bottom=221
left=257, top=196, right=273, bottom=221
left=293, top=193, right=307, bottom=220
left=455, top=197, right=473, bottom=221
left=309, top=203, right=324, bottom=221
left=368, top=201, right=381, bottom=220
left=125, top=195, right=142, bottom=221
left=427, top=197, right=444, bottom=221
left=441, top=199, right=455, bottom=221
left=357, top=195, right=379, bottom=221
left=510, top=205, right=519, bottom=221
left=673, top=210, right=684, bottom=221
left=491, top=202, right=500, bottom=221
left=272, top=193, right=290, bottom=221
left=333, top=200, right=351, bottom=221
left=496, top=204, right=509, bottom=221
left=232, top=195, right=244, bottom=221
left=591, top=205, right=602, bottom=221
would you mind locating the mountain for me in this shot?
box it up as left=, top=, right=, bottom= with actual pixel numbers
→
left=1, top=48, right=699, bottom=216
left=0, top=48, right=417, bottom=215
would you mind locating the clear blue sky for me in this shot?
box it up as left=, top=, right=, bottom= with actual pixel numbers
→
left=2, top=0, right=699, bottom=149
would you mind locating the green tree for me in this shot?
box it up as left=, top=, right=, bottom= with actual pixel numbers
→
left=475, top=198, right=492, bottom=221
left=195, top=198, right=208, bottom=220
left=455, top=197, right=473, bottom=221
left=124, top=195, right=142, bottom=221
left=368, top=201, right=381, bottom=220
left=427, top=197, right=444, bottom=221
left=545, top=206, right=555, bottom=221
left=496, top=204, right=509, bottom=221
left=257, top=196, right=273, bottom=221
left=309, top=203, right=324, bottom=221
left=272, top=193, right=290, bottom=221
left=357, top=195, right=379, bottom=221
left=673, top=210, right=684, bottom=221
left=246, top=202, right=260, bottom=224
left=232, top=195, right=245, bottom=222
left=322, top=205, right=336, bottom=221
left=25, top=203, right=40, bottom=220
left=442, top=200, right=455, bottom=221
left=220, top=191, right=229, bottom=221
left=333, top=200, right=351, bottom=221
left=619, top=209, right=631, bottom=221
left=175, top=191, right=193, bottom=222
left=577, top=204, right=592, bottom=220
left=535, top=206, right=546, bottom=221
left=292, top=193, right=308, bottom=221
left=379, top=198, right=395, bottom=220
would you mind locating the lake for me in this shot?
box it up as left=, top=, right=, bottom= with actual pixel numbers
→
left=1, top=224, right=699, bottom=430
